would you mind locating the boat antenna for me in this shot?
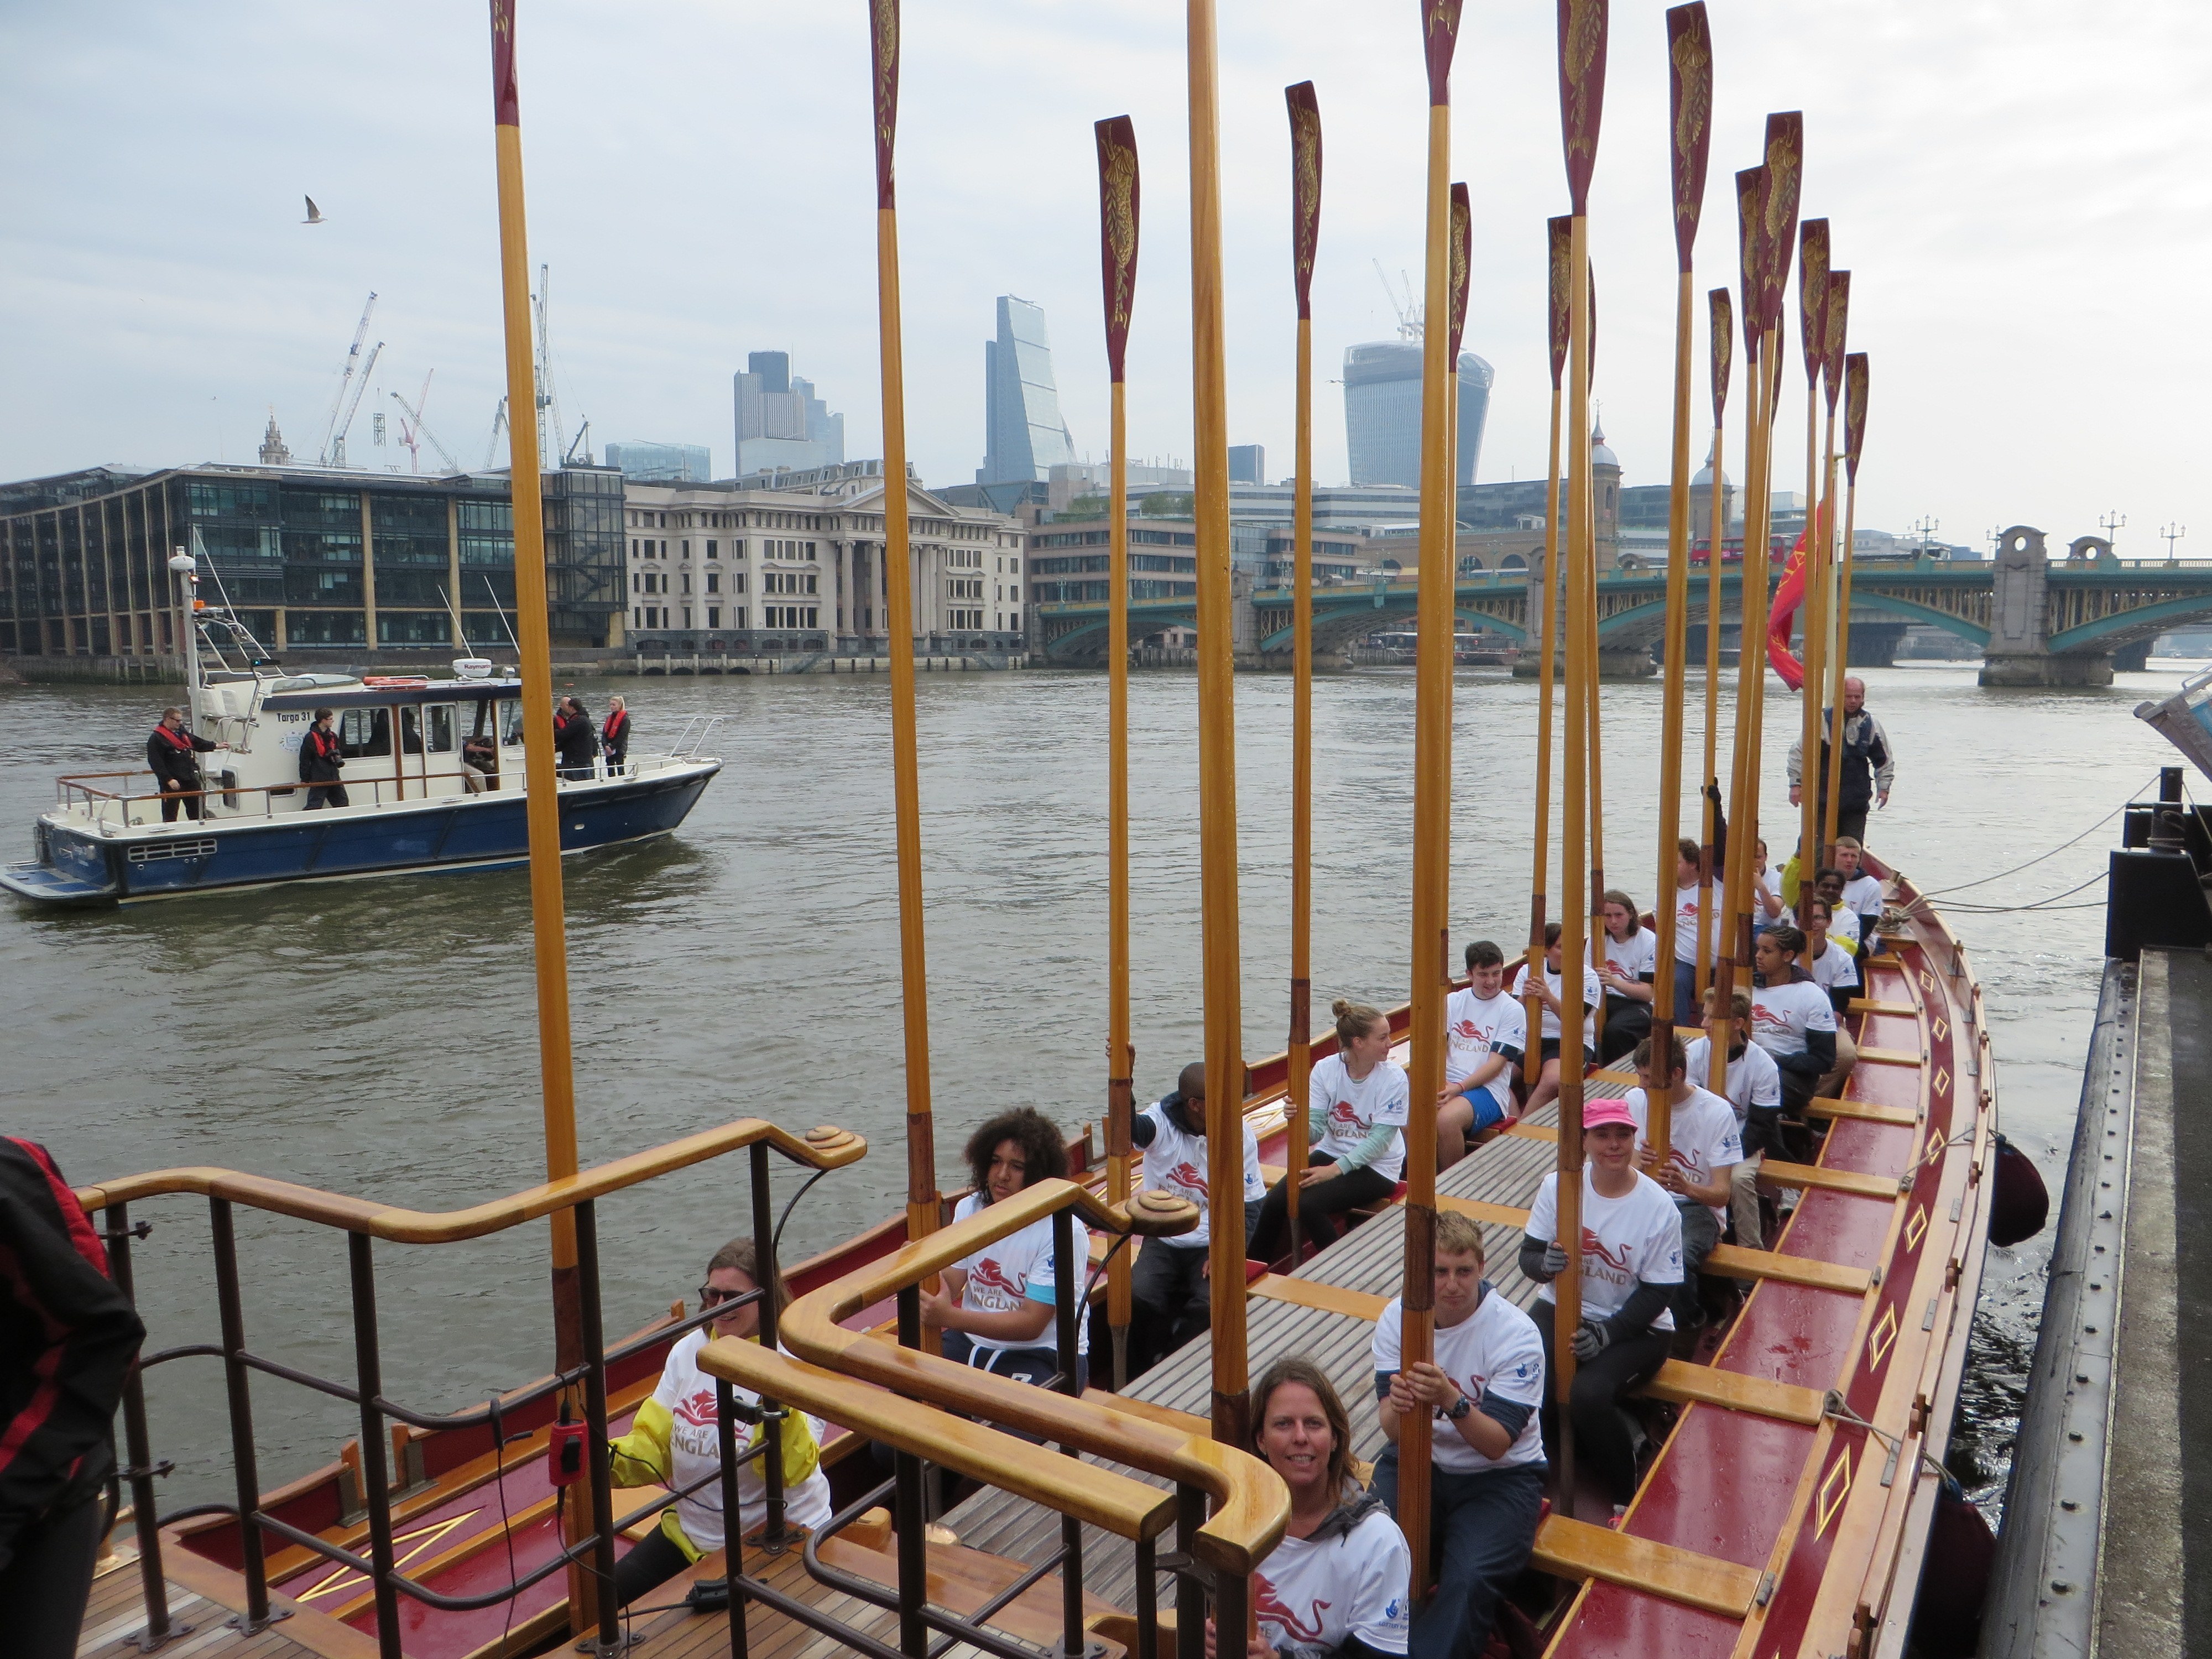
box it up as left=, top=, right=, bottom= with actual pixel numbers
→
left=1093, top=109, right=1141, bottom=1389
left=438, top=584, right=477, bottom=656
left=481, top=573, right=521, bottom=656
left=481, top=6, right=595, bottom=1635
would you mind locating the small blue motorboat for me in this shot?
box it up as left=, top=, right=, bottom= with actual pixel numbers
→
left=2, top=601, right=720, bottom=907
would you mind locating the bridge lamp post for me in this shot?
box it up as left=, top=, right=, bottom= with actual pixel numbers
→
left=2162, top=523, right=2187, bottom=564
left=2101, top=509, right=2127, bottom=556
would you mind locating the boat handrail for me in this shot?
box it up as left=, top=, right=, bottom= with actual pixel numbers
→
left=776, top=1178, right=1292, bottom=1577
left=75, top=1119, right=867, bottom=1241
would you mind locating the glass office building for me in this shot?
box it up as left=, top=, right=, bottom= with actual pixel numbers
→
left=0, top=462, right=625, bottom=660
left=605, top=441, right=711, bottom=483
left=978, top=296, right=1077, bottom=484
left=1342, top=341, right=1494, bottom=489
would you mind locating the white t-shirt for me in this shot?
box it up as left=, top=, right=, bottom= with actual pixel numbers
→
left=1371, top=1292, right=1547, bottom=1474
left=952, top=1190, right=1090, bottom=1355
left=1752, top=866, right=1784, bottom=919
left=1625, top=1086, right=1744, bottom=1222
left=1671, top=883, right=1727, bottom=964
left=1443, top=987, right=1527, bottom=1114
left=646, top=1329, right=833, bottom=1550
left=1684, top=1035, right=1783, bottom=1121
left=1600, top=927, right=1659, bottom=995
left=1136, top=1098, right=1263, bottom=1251
left=1309, top=1053, right=1410, bottom=1183
left=1509, top=961, right=1604, bottom=1046
left=1839, top=872, right=1885, bottom=924
left=1787, top=905, right=1860, bottom=947
left=1808, top=938, right=1860, bottom=994
left=1253, top=1506, right=1412, bottom=1659
left=1751, top=978, right=1838, bottom=1061
left=1526, top=1168, right=1684, bottom=1329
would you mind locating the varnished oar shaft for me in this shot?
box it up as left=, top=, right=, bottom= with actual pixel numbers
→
left=1106, top=374, right=1133, bottom=1379
left=1187, top=0, right=1248, bottom=1453
left=1797, top=380, right=1824, bottom=908
left=1650, top=267, right=1697, bottom=1159
left=1525, top=387, right=1563, bottom=1086
left=1288, top=311, right=1314, bottom=1260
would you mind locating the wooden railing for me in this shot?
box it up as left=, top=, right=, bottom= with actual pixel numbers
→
left=76, top=1118, right=865, bottom=1659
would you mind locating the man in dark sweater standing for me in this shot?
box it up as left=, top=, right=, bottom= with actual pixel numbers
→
left=0, top=1138, right=145, bottom=1657
left=145, top=706, right=222, bottom=822
left=1786, top=675, right=1895, bottom=848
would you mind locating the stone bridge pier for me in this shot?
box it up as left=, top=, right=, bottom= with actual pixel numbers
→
left=1980, top=526, right=2113, bottom=686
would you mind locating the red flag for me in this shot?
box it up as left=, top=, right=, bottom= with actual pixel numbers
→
left=1765, top=495, right=1833, bottom=688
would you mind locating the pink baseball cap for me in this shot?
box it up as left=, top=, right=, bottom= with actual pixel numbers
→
left=1581, top=1099, right=1637, bottom=1132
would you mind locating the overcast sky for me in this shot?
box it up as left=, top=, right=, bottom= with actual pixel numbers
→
left=4, top=1, right=2206, bottom=553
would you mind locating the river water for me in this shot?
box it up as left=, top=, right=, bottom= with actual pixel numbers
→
left=0, top=660, right=2188, bottom=1516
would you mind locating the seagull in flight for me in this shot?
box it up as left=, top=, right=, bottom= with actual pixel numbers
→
left=302, top=196, right=326, bottom=225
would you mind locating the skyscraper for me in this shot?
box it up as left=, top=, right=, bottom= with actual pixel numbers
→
left=1342, top=341, right=1494, bottom=489
left=733, top=351, right=846, bottom=477
left=978, top=295, right=1076, bottom=485
left=1228, top=444, right=1265, bottom=484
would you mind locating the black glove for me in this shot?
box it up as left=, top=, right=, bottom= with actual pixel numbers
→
left=1571, top=1319, right=1611, bottom=1363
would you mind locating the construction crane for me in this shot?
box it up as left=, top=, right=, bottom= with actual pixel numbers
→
left=390, top=386, right=461, bottom=475
left=1372, top=260, right=1422, bottom=339
left=564, top=419, right=591, bottom=467
left=482, top=396, right=509, bottom=471
left=392, top=371, right=436, bottom=472
left=328, top=340, right=382, bottom=467
left=319, top=293, right=378, bottom=465
left=532, top=263, right=565, bottom=466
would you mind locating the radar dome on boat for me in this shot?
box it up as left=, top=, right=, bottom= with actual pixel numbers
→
left=453, top=659, right=496, bottom=680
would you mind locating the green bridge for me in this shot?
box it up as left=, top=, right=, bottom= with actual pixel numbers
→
left=1031, top=528, right=2212, bottom=686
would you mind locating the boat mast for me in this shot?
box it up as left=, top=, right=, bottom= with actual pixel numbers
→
left=1827, top=353, right=1870, bottom=851
left=483, top=0, right=594, bottom=1628
left=1523, top=217, right=1569, bottom=1089
left=1186, top=0, right=1250, bottom=1452
left=1650, top=1, right=1713, bottom=1156
left=1697, top=286, right=1732, bottom=1029
left=869, top=0, right=942, bottom=1256
left=1285, top=80, right=1322, bottom=1263
left=1553, top=0, right=1610, bottom=1519
left=1094, top=113, right=1140, bottom=1387
left=1795, top=219, right=1832, bottom=902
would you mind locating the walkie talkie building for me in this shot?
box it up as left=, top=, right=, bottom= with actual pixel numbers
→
left=1343, top=340, right=1494, bottom=489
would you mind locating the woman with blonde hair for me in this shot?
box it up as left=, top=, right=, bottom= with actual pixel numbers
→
left=1249, top=999, right=1408, bottom=1265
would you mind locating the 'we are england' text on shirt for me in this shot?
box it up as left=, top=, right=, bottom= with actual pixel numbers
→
left=1136, top=1097, right=1264, bottom=1251
left=1509, top=960, right=1605, bottom=1047
left=1443, top=987, right=1527, bottom=1117
left=1684, top=1035, right=1783, bottom=1123
left=1308, top=1052, right=1410, bottom=1183
left=1253, top=1504, right=1412, bottom=1659
left=1526, top=1167, right=1684, bottom=1331
left=1624, top=1086, right=1744, bottom=1222
left=1371, top=1290, right=1547, bottom=1474
left=952, top=1190, right=1089, bottom=1355
left=1751, top=978, right=1838, bottom=1061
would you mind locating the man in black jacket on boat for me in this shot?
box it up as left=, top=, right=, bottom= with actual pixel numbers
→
left=146, top=707, right=221, bottom=822
left=0, top=1137, right=146, bottom=1658
left=553, top=697, right=598, bottom=781
left=299, top=708, right=348, bottom=810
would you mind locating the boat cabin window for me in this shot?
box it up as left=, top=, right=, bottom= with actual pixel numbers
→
left=400, top=709, right=425, bottom=755
left=424, top=705, right=456, bottom=754
left=502, top=699, right=525, bottom=745
left=338, top=708, right=391, bottom=758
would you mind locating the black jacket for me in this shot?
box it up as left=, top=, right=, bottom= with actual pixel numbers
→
left=298, top=725, right=345, bottom=784
left=147, top=723, right=215, bottom=789
left=553, top=709, right=598, bottom=765
left=0, top=1139, right=145, bottom=1568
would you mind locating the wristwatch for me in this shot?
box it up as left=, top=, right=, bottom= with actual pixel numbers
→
left=1444, top=1394, right=1474, bottom=1422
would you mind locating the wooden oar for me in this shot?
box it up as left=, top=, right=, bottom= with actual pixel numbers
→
left=1827, top=353, right=1871, bottom=852
left=1818, top=279, right=1854, bottom=855
left=1093, top=113, right=1141, bottom=1387
left=482, top=0, right=593, bottom=1626
left=1399, top=0, right=1465, bottom=1587
left=1553, top=0, right=1610, bottom=1522
left=1285, top=81, right=1321, bottom=1268
left=1185, top=0, right=1250, bottom=1455
left=1650, top=1, right=1713, bottom=1163
left=1698, top=284, right=1732, bottom=1025
left=1524, top=215, right=1571, bottom=1089
left=1794, top=218, right=1830, bottom=927
left=868, top=0, right=942, bottom=1272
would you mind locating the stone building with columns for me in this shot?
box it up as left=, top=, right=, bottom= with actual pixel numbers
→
left=622, top=460, right=1026, bottom=655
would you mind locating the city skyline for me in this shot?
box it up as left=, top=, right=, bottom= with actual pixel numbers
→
left=0, top=2, right=2204, bottom=553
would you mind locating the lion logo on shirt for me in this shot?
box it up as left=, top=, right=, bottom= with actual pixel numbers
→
left=1254, top=1573, right=1329, bottom=1643
left=966, top=1257, right=1024, bottom=1303
left=1167, top=1161, right=1208, bottom=1201
left=1580, top=1227, right=1635, bottom=1276
left=1327, top=1097, right=1361, bottom=1130
left=672, top=1386, right=719, bottom=1429
left=1452, top=1016, right=1479, bottom=1039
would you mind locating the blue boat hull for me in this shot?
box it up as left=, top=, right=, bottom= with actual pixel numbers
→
left=2, top=764, right=718, bottom=906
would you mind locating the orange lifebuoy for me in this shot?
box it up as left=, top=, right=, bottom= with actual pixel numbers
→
left=361, top=676, right=433, bottom=688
